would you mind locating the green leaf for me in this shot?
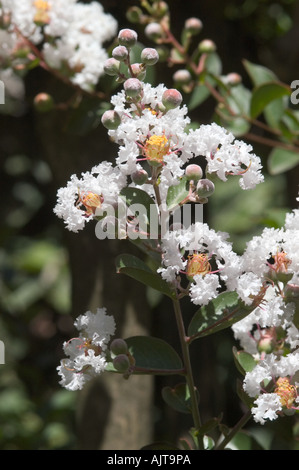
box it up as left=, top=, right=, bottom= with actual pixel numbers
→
left=116, top=253, right=175, bottom=298
left=107, top=336, right=183, bottom=374
left=166, top=176, right=189, bottom=210
left=233, top=347, right=257, bottom=375
left=187, top=84, right=210, bottom=111
left=119, top=186, right=158, bottom=236
left=250, top=82, right=291, bottom=119
left=187, top=291, right=254, bottom=340
left=243, top=59, right=278, bottom=86
left=162, top=383, right=196, bottom=414
left=268, top=147, right=299, bottom=175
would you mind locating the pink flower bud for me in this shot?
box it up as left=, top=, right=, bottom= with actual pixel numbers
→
left=196, top=179, right=215, bottom=197
left=112, top=45, right=129, bottom=62
left=141, top=48, right=159, bottom=66
left=103, top=58, right=120, bottom=76
left=33, top=93, right=54, bottom=112
left=110, top=338, right=128, bottom=355
left=118, top=28, right=138, bottom=48
left=184, top=17, right=203, bottom=34
left=185, top=164, right=203, bottom=181
left=101, top=110, right=121, bottom=130
left=124, top=78, right=143, bottom=97
left=162, top=88, right=183, bottom=110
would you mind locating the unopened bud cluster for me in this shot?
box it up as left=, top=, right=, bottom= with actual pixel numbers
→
left=110, top=338, right=135, bottom=376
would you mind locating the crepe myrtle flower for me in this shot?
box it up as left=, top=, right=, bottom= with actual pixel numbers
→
left=243, top=352, right=299, bottom=424
left=57, top=308, right=116, bottom=391
left=157, top=222, right=242, bottom=305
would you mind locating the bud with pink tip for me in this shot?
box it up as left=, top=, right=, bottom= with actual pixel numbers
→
left=101, top=110, right=121, bottom=130
left=124, top=78, right=143, bottom=98
left=184, top=17, right=203, bottom=35
left=131, top=168, right=149, bottom=185
left=185, top=164, right=203, bottom=181
left=103, top=58, right=120, bottom=76
left=196, top=179, right=215, bottom=197
left=112, top=46, right=129, bottom=62
left=162, top=88, right=183, bottom=110
left=141, top=48, right=159, bottom=66
left=118, top=28, right=138, bottom=48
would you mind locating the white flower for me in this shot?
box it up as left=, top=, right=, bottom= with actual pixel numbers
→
left=57, top=308, right=115, bottom=391
left=184, top=123, right=264, bottom=189
left=158, top=222, right=242, bottom=305
left=53, top=161, right=127, bottom=232
left=251, top=393, right=282, bottom=425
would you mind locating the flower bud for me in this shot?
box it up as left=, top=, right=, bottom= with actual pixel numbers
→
left=126, top=6, right=143, bottom=23
left=101, top=110, right=121, bottom=130
left=112, top=45, right=129, bottom=62
left=173, top=69, right=192, bottom=85
left=144, top=22, right=164, bottom=41
left=257, top=336, right=275, bottom=354
left=224, top=72, right=242, bottom=86
left=113, top=354, right=130, bottom=372
left=33, top=93, right=54, bottom=112
left=196, top=179, right=215, bottom=197
left=131, top=168, right=149, bottom=185
left=185, top=164, right=203, bottom=181
left=103, top=58, right=120, bottom=76
left=110, top=338, right=128, bottom=356
left=130, top=63, right=146, bottom=81
left=118, top=28, right=138, bottom=48
left=198, top=39, right=216, bottom=53
left=141, top=48, right=159, bottom=66
left=184, top=17, right=203, bottom=35
left=124, top=78, right=143, bottom=98
left=162, top=88, right=183, bottom=110
left=151, top=1, right=169, bottom=18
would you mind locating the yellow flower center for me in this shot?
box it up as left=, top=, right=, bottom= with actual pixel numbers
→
left=77, top=191, right=103, bottom=216
left=144, top=134, right=170, bottom=164
left=187, top=253, right=211, bottom=279
left=270, top=250, right=292, bottom=274
left=274, top=377, right=297, bottom=409
left=33, top=0, right=50, bottom=24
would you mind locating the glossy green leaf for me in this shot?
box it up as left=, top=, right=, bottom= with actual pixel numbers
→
left=106, top=336, right=183, bottom=374
left=116, top=253, right=175, bottom=298
left=250, top=82, right=291, bottom=119
left=162, top=383, right=196, bottom=414
left=268, top=147, right=299, bottom=175
left=188, top=291, right=254, bottom=340
left=166, top=176, right=189, bottom=210
left=243, top=59, right=278, bottom=86
left=233, top=347, right=257, bottom=375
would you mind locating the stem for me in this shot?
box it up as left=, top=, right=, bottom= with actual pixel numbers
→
left=215, top=409, right=252, bottom=450
left=172, top=295, right=204, bottom=449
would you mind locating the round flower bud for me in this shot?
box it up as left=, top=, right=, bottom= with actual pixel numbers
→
left=173, top=69, right=192, bottom=85
left=185, top=164, right=203, bottom=181
left=110, top=338, right=128, bottom=356
left=162, top=88, right=183, bottom=110
left=196, top=179, right=215, bottom=197
left=225, top=72, right=242, bottom=86
left=198, top=39, right=216, bottom=53
left=140, top=48, right=159, bottom=66
left=151, top=1, right=169, bottom=18
left=126, top=6, right=143, bottom=23
left=113, top=354, right=130, bottom=372
left=112, top=45, right=129, bottom=62
left=257, top=337, right=275, bottom=354
left=101, top=110, right=121, bottom=130
left=33, top=93, right=54, bottom=112
left=144, top=22, right=164, bottom=41
left=103, top=58, right=120, bottom=76
left=124, top=78, right=143, bottom=98
left=131, top=168, right=149, bottom=185
left=184, top=17, right=203, bottom=35
left=118, top=28, right=138, bottom=48
left=130, top=63, right=146, bottom=81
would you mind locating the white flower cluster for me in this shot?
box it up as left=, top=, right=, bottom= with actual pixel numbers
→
left=54, top=161, right=127, bottom=232
left=232, top=204, right=299, bottom=424
left=158, top=222, right=241, bottom=306
left=0, top=0, right=117, bottom=91
left=57, top=308, right=115, bottom=391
